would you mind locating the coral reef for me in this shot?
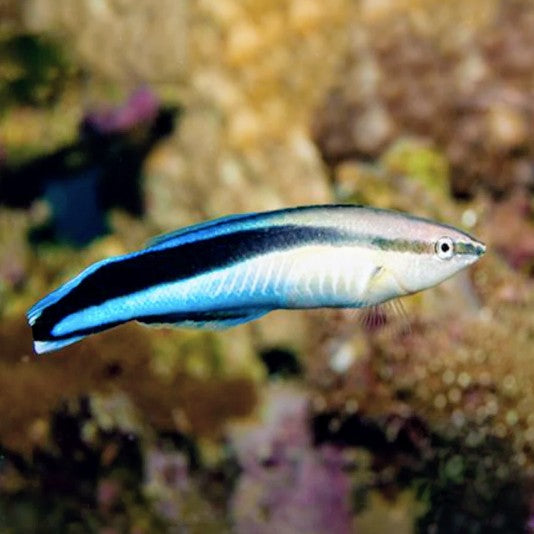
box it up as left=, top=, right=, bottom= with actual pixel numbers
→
left=0, top=316, right=257, bottom=454
left=230, top=385, right=353, bottom=534
left=1, top=0, right=534, bottom=531
left=313, top=0, right=534, bottom=198
left=0, top=400, right=169, bottom=532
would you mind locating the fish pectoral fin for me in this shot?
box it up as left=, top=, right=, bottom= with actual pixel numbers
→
left=369, top=264, right=387, bottom=284
left=362, top=263, right=405, bottom=300
left=136, top=309, right=270, bottom=330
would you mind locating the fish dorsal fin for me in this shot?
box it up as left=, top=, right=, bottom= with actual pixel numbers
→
left=147, top=213, right=257, bottom=248
left=146, top=211, right=275, bottom=250
left=136, top=308, right=270, bottom=330
left=145, top=205, right=351, bottom=250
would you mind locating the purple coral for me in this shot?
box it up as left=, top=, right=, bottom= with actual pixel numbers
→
left=144, top=448, right=189, bottom=521
left=83, top=87, right=159, bottom=135
left=230, top=386, right=353, bottom=534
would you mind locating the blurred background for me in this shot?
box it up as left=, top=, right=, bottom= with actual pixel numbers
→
left=1, top=0, right=534, bottom=532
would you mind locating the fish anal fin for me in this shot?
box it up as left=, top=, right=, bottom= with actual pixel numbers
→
left=136, top=309, right=270, bottom=330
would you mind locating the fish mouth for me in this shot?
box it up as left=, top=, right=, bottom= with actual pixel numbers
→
left=455, top=239, right=486, bottom=259
left=464, top=240, right=486, bottom=265
left=474, top=241, right=486, bottom=257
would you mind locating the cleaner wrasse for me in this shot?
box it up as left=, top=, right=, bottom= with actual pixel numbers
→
left=27, top=204, right=486, bottom=354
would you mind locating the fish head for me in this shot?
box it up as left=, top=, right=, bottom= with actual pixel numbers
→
left=380, top=221, right=486, bottom=296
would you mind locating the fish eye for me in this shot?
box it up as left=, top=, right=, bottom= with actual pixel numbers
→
left=435, top=237, right=455, bottom=260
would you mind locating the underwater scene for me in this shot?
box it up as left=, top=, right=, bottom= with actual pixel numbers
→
left=1, top=0, right=534, bottom=532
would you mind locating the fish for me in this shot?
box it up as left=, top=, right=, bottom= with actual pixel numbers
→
left=27, top=204, right=486, bottom=354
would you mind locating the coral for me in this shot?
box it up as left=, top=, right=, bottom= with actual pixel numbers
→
left=381, top=139, right=450, bottom=198
left=0, top=400, right=169, bottom=533
left=0, top=32, right=73, bottom=109
left=483, top=190, right=534, bottom=275
left=83, top=87, right=160, bottom=135
left=313, top=410, right=528, bottom=532
left=312, top=0, right=534, bottom=198
left=0, top=208, right=31, bottom=315
left=0, top=316, right=257, bottom=454
left=22, top=0, right=188, bottom=82
left=230, top=385, right=353, bottom=534
left=144, top=444, right=232, bottom=532
left=356, top=491, right=423, bottom=534
left=2, top=0, right=534, bottom=530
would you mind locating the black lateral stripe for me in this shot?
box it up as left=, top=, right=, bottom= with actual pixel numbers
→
left=369, top=237, right=432, bottom=253
left=35, top=225, right=347, bottom=332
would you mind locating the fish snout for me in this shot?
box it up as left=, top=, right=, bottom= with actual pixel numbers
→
left=475, top=241, right=486, bottom=257
left=455, top=237, right=486, bottom=262
left=464, top=239, right=486, bottom=266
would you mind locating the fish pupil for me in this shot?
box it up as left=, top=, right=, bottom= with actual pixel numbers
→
left=441, top=243, right=450, bottom=253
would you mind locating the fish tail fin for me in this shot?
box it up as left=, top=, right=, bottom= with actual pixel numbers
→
left=26, top=282, right=80, bottom=354
left=27, top=294, right=54, bottom=327
left=26, top=257, right=124, bottom=355
left=27, top=257, right=114, bottom=327
left=33, top=335, right=86, bottom=355
left=29, top=307, right=89, bottom=355
left=29, top=309, right=121, bottom=355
